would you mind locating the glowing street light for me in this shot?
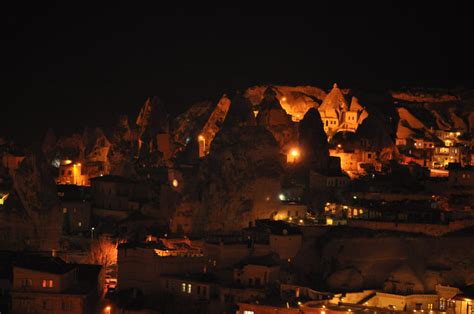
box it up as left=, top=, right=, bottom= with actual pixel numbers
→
left=172, top=179, right=179, bottom=188
left=279, top=193, right=286, bottom=201
left=105, top=305, right=111, bottom=314
left=91, top=227, right=95, bottom=240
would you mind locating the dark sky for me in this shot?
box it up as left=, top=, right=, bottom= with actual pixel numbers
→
left=2, top=2, right=474, bottom=144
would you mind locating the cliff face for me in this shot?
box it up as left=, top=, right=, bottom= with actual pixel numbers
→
left=245, top=85, right=326, bottom=121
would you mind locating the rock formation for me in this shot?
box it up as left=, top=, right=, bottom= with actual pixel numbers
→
left=298, top=108, right=329, bottom=170
left=256, top=87, right=297, bottom=151
left=1, top=149, right=62, bottom=251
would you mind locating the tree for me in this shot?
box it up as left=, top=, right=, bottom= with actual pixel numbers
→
left=87, top=237, right=117, bottom=270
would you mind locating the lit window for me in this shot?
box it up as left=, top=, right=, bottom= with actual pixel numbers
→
left=78, top=222, right=82, bottom=227
left=181, top=283, right=186, bottom=293
left=42, top=280, right=53, bottom=288
left=244, top=311, right=255, bottom=314
left=187, top=283, right=192, bottom=294
left=63, top=208, right=68, bottom=213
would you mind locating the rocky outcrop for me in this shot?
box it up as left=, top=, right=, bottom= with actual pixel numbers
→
left=135, top=97, right=171, bottom=164
left=197, top=94, right=231, bottom=156
left=256, top=88, right=297, bottom=151
left=108, top=115, right=138, bottom=176
left=192, top=125, right=283, bottom=232
left=298, top=108, right=329, bottom=170
left=222, top=92, right=256, bottom=129
left=83, top=127, right=111, bottom=163
left=245, top=85, right=325, bottom=121
left=2, top=149, right=62, bottom=251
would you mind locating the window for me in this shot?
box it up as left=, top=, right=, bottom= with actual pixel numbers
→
left=197, top=286, right=201, bottom=294
left=42, top=280, right=53, bottom=288
left=43, top=299, right=53, bottom=310
left=439, top=298, right=446, bottom=310
left=21, top=278, right=32, bottom=287
left=63, top=208, right=67, bottom=214
left=187, top=283, right=192, bottom=294
left=181, top=283, right=186, bottom=293
left=78, top=222, right=82, bottom=227
left=248, top=278, right=253, bottom=286
left=428, top=304, right=433, bottom=310
left=202, top=286, right=207, bottom=296
left=62, top=301, right=73, bottom=311
left=415, top=303, right=422, bottom=310
left=244, top=311, right=255, bottom=314
left=67, top=170, right=72, bottom=175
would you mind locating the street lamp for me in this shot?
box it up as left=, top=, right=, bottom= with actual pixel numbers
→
left=105, top=305, right=111, bottom=314
left=91, top=227, right=95, bottom=240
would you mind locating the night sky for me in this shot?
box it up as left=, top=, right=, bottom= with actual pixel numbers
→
left=2, top=2, right=473, bottom=144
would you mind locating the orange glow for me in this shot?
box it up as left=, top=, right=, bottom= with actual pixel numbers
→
left=198, top=135, right=205, bottom=141
left=281, top=97, right=287, bottom=102
left=172, top=179, right=179, bottom=187
left=287, top=147, right=300, bottom=163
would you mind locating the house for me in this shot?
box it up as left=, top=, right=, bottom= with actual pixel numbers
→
left=57, top=160, right=89, bottom=186
left=309, top=169, right=350, bottom=191
left=11, top=255, right=102, bottom=314
left=448, top=164, right=474, bottom=189
left=432, top=145, right=464, bottom=168
left=244, top=220, right=303, bottom=260
left=329, top=148, right=378, bottom=175
left=318, top=83, right=368, bottom=138
left=160, top=273, right=218, bottom=301
left=57, top=185, right=91, bottom=234
left=117, top=237, right=205, bottom=296
left=233, top=254, right=280, bottom=288
left=203, top=236, right=271, bottom=270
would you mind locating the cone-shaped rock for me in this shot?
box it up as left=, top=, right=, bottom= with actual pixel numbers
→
left=222, top=91, right=256, bottom=129
left=299, top=108, right=329, bottom=170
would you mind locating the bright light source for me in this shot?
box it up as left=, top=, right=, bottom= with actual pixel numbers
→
left=76, top=163, right=81, bottom=166
left=337, top=144, right=342, bottom=148
left=279, top=194, right=286, bottom=201
left=198, top=135, right=205, bottom=141
left=299, top=219, right=304, bottom=224
left=282, top=97, right=287, bottom=102
left=353, top=195, right=357, bottom=199
left=288, top=217, right=292, bottom=221
left=172, top=179, right=179, bottom=187
left=456, top=132, right=461, bottom=136
left=290, top=148, right=300, bottom=157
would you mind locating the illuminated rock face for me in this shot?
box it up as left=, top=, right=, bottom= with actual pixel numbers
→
left=197, top=95, right=231, bottom=157
left=245, top=85, right=326, bottom=122
left=318, top=83, right=369, bottom=138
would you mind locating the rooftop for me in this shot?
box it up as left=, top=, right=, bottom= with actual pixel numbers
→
left=14, top=256, right=76, bottom=275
